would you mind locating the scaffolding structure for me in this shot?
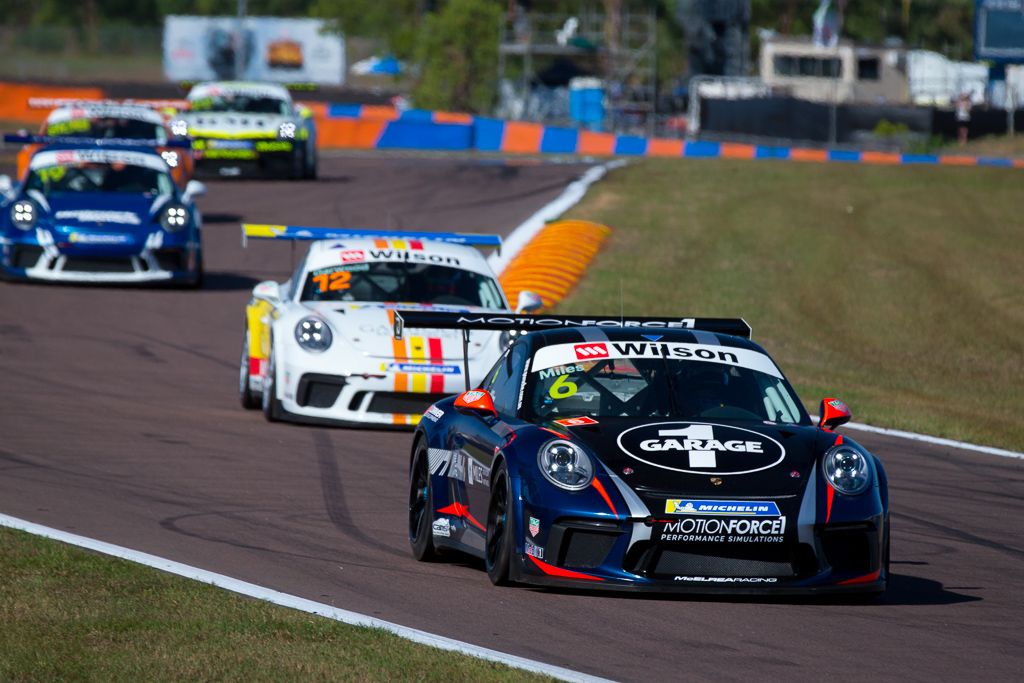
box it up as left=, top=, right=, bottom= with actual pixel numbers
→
left=497, top=2, right=658, bottom=134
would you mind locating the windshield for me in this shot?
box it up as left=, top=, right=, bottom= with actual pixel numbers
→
left=25, top=162, right=173, bottom=196
left=300, top=262, right=506, bottom=308
left=189, top=95, right=290, bottom=115
left=525, top=344, right=807, bottom=424
left=45, top=117, right=166, bottom=143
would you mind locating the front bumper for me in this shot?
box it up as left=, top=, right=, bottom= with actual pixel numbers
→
left=191, top=138, right=300, bottom=176
left=510, top=504, right=887, bottom=595
left=250, top=365, right=462, bottom=427
left=2, top=233, right=200, bottom=284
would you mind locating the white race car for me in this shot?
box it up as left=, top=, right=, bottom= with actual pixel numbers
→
left=176, top=81, right=317, bottom=179
left=239, top=224, right=541, bottom=427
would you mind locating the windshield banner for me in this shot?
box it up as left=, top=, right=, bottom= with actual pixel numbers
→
left=531, top=341, right=782, bottom=379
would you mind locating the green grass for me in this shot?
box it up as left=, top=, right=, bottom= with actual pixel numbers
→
left=562, top=157, right=1024, bottom=451
left=952, top=134, right=1024, bottom=158
left=0, top=527, right=551, bottom=683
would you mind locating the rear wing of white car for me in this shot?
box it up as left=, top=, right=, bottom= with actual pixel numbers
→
left=240, top=223, right=502, bottom=249
left=2, top=133, right=190, bottom=149
left=28, top=97, right=189, bottom=110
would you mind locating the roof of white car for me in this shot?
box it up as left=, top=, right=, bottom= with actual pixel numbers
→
left=187, top=81, right=292, bottom=103
left=46, top=104, right=165, bottom=126
left=304, top=238, right=497, bottom=277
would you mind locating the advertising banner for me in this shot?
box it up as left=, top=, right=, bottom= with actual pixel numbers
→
left=163, top=16, right=345, bottom=85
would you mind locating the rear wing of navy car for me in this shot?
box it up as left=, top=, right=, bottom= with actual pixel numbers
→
left=392, top=311, right=752, bottom=390
left=392, top=311, right=751, bottom=340
left=3, top=133, right=191, bottom=149
left=240, top=223, right=502, bottom=249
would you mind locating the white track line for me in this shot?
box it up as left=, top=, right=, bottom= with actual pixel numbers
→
left=489, top=160, right=626, bottom=275
left=837, top=421, right=1024, bottom=460
left=0, top=514, right=615, bottom=683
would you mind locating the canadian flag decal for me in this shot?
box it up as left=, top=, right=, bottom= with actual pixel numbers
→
left=573, top=343, right=609, bottom=359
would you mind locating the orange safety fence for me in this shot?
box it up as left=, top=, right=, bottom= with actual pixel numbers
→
left=499, top=220, right=611, bottom=312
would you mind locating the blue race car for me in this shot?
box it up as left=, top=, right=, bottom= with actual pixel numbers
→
left=1, top=138, right=205, bottom=286
left=396, top=312, right=890, bottom=596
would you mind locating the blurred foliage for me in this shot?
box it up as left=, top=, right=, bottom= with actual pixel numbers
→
left=412, top=0, right=502, bottom=112
left=2, top=0, right=979, bottom=60
left=750, top=0, right=975, bottom=59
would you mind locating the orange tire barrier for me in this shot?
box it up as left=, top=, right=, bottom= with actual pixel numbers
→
left=499, top=220, right=611, bottom=312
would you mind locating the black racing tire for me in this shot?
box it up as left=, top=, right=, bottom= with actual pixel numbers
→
left=485, top=461, right=514, bottom=586
left=409, top=442, right=440, bottom=561
left=288, top=148, right=304, bottom=181
left=303, top=142, right=317, bottom=179
left=186, top=251, right=204, bottom=289
left=883, top=516, right=891, bottom=581
left=239, top=327, right=260, bottom=410
left=261, top=342, right=284, bottom=421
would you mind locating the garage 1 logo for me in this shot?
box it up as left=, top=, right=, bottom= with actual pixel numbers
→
left=616, top=422, right=785, bottom=475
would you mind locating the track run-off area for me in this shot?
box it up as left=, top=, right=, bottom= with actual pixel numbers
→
left=1, top=150, right=1022, bottom=682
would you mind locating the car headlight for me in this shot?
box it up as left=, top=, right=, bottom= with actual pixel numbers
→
left=160, top=204, right=189, bottom=232
left=10, top=200, right=37, bottom=231
left=171, top=120, right=188, bottom=137
left=538, top=439, right=594, bottom=491
left=278, top=122, right=296, bottom=139
left=823, top=445, right=872, bottom=495
left=161, top=150, right=179, bottom=168
left=295, top=317, right=332, bottom=352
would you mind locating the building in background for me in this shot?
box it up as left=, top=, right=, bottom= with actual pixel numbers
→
left=759, top=35, right=907, bottom=104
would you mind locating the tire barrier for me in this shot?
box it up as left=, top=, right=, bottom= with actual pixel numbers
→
left=319, top=106, right=1024, bottom=168
left=498, top=219, right=611, bottom=312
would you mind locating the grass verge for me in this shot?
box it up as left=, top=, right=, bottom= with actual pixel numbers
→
left=563, top=157, right=1024, bottom=451
left=0, top=526, right=551, bottom=683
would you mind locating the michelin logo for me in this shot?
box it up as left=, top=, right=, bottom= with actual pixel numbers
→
left=665, top=499, right=781, bottom=516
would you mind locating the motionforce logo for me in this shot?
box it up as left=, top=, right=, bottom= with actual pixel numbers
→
left=455, top=316, right=698, bottom=329
left=617, top=422, right=785, bottom=475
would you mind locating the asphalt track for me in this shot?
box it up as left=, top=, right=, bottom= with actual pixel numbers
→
left=1, top=151, right=1022, bottom=682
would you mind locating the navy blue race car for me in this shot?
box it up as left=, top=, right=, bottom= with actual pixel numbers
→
left=1, top=137, right=205, bottom=286
left=395, top=312, right=889, bottom=595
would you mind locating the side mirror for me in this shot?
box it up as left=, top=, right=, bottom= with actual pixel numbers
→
left=253, top=280, right=281, bottom=304
left=182, top=180, right=207, bottom=202
left=515, top=290, right=544, bottom=314
left=0, top=174, right=12, bottom=196
left=454, top=389, right=498, bottom=417
left=818, top=397, right=852, bottom=431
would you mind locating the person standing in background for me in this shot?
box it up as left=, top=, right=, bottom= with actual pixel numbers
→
left=956, top=92, right=972, bottom=146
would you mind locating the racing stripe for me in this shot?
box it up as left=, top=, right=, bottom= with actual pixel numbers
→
left=409, top=239, right=424, bottom=251
left=409, top=335, right=427, bottom=392
left=393, top=239, right=407, bottom=250
left=428, top=337, right=445, bottom=393
left=374, top=239, right=388, bottom=248
left=392, top=337, right=408, bottom=362
left=394, top=373, right=409, bottom=392
left=590, top=477, right=618, bottom=518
